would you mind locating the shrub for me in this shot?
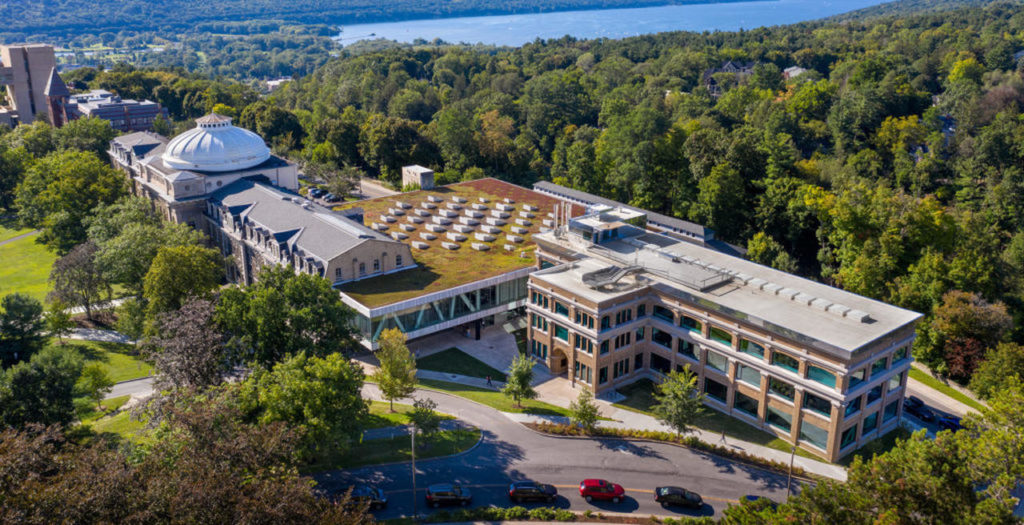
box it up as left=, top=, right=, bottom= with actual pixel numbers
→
left=529, top=507, right=556, bottom=520
left=506, top=506, right=529, bottom=520
left=554, top=509, right=575, bottom=521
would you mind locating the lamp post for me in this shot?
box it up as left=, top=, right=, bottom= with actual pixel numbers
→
left=786, top=445, right=796, bottom=498
left=411, top=424, right=418, bottom=519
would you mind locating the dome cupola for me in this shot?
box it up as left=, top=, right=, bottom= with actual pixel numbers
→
left=161, top=114, right=271, bottom=172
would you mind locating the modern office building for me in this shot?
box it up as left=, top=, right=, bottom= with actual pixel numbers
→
left=0, top=44, right=61, bottom=126
left=525, top=205, right=922, bottom=462
left=67, top=89, right=168, bottom=132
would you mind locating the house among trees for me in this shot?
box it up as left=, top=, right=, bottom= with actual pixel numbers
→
left=702, top=60, right=755, bottom=97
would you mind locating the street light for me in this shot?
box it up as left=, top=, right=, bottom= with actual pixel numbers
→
left=786, top=445, right=796, bottom=498
left=411, top=424, right=417, bottom=518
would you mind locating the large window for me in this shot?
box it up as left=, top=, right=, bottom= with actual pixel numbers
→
left=600, top=341, right=609, bottom=355
left=806, top=365, right=836, bottom=389
left=650, top=353, right=671, bottom=374
left=771, top=352, right=800, bottom=373
left=555, top=301, right=569, bottom=317
left=652, top=327, right=672, bottom=349
left=653, top=305, right=674, bottom=323
left=599, top=367, right=608, bottom=385
left=887, top=372, right=904, bottom=392
left=554, top=324, right=568, bottom=342
left=613, top=358, right=630, bottom=379
left=739, top=339, right=764, bottom=359
left=737, top=365, right=761, bottom=387
left=849, top=368, right=866, bottom=390
left=733, top=391, right=759, bottom=417
left=845, top=397, right=861, bottom=418
left=600, top=316, right=611, bottom=331
left=871, top=357, right=888, bottom=378
left=706, top=351, right=729, bottom=373
left=867, top=384, right=883, bottom=406
left=799, top=419, right=829, bottom=450
left=704, top=377, right=728, bottom=403
left=883, top=400, right=899, bottom=422
left=709, top=326, right=732, bottom=346
left=677, top=339, right=697, bottom=360
left=769, top=377, right=795, bottom=401
left=680, top=315, right=702, bottom=334
left=892, top=346, right=909, bottom=364
left=766, top=406, right=793, bottom=432
left=802, top=392, right=832, bottom=417
left=840, top=426, right=858, bottom=449
left=862, top=411, right=879, bottom=434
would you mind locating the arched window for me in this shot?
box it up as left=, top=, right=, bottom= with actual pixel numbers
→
left=396, top=254, right=403, bottom=267
left=373, top=259, right=380, bottom=272
left=359, top=263, right=366, bottom=276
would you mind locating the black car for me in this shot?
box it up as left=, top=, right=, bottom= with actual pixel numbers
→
left=323, top=192, right=338, bottom=202
left=508, top=481, right=558, bottom=503
left=904, top=396, right=936, bottom=422
left=425, top=483, right=472, bottom=508
left=655, top=486, right=703, bottom=509
left=937, top=415, right=964, bottom=432
left=347, top=485, right=387, bottom=510
left=309, top=187, right=324, bottom=198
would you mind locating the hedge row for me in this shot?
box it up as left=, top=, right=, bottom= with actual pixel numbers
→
left=418, top=506, right=714, bottom=524
left=527, top=422, right=812, bottom=479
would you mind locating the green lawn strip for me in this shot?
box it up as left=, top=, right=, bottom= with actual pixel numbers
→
left=49, top=339, right=153, bottom=383
left=0, top=232, right=57, bottom=302
left=305, top=428, right=480, bottom=471
left=613, top=379, right=820, bottom=461
left=418, top=347, right=508, bottom=382
left=77, top=395, right=131, bottom=424
left=362, top=400, right=454, bottom=430
left=0, top=222, right=33, bottom=242
left=417, top=378, right=575, bottom=418
left=908, top=366, right=986, bottom=412
left=512, top=328, right=528, bottom=354
left=89, top=410, right=153, bottom=444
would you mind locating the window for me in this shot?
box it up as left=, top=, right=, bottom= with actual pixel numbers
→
left=892, top=346, right=909, bottom=364
left=733, top=391, right=759, bottom=417
left=849, top=368, right=866, bottom=390
left=887, top=372, right=904, bottom=392
left=677, top=339, right=697, bottom=360
left=766, top=406, right=793, bottom=432
left=709, top=326, right=732, bottom=346
left=573, top=334, right=593, bottom=354
left=573, top=362, right=592, bottom=383
left=845, top=398, right=861, bottom=418
left=653, top=305, right=674, bottom=323
left=613, top=358, right=630, bottom=379
left=634, top=353, right=644, bottom=370
left=840, top=426, right=858, bottom=449
left=396, top=254, right=403, bottom=267
left=635, top=327, right=645, bottom=341
left=799, top=420, right=829, bottom=450
left=599, top=367, right=608, bottom=384
left=555, top=301, right=569, bottom=317
left=652, top=328, right=672, bottom=348
left=739, top=339, right=764, bottom=359
left=373, top=259, right=380, bottom=272
left=806, top=365, right=836, bottom=389
left=862, top=411, right=879, bottom=434
left=769, top=377, right=795, bottom=401
left=650, top=353, right=671, bottom=374
left=600, top=316, right=611, bottom=331
left=600, top=341, right=609, bottom=355
left=883, top=400, right=899, bottom=422
left=359, top=262, right=366, bottom=275
left=554, top=325, right=569, bottom=342
left=738, top=364, right=760, bottom=386
left=772, top=352, right=800, bottom=373
left=334, top=268, right=342, bottom=279
left=637, top=305, right=646, bottom=317
left=704, top=377, right=728, bottom=403
left=706, top=351, right=729, bottom=373
left=866, top=384, right=883, bottom=406
left=871, top=358, right=888, bottom=378
left=680, top=315, right=702, bottom=334
left=802, top=392, right=832, bottom=417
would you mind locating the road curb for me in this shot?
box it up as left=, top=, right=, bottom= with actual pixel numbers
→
left=518, top=423, right=819, bottom=484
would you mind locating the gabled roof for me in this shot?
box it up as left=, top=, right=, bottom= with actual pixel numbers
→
left=43, top=67, right=70, bottom=98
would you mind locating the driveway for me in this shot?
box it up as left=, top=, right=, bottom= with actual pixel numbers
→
left=315, top=384, right=796, bottom=520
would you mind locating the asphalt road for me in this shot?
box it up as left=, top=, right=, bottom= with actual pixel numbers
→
left=315, top=385, right=797, bottom=520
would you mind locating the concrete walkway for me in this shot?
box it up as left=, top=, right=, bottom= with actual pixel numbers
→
left=68, top=328, right=136, bottom=344
left=67, top=297, right=129, bottom=315
left=0, top=229, right=40, bottom=247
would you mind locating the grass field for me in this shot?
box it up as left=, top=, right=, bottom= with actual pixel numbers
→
left=89, top=410, right=151, bottom=444
left=418, top=378, right=576, bottom=417
left=613, top=379, right=820, bottom=461
left=0, top=220, right=33, bottom=242
left=49, top=339, right=152, bottom=383
left=908, top=366, right=986, bottom=412
left=306, top=428, right=480, bottom=471
left=77, top=395, right=130, bottom=424
left=0, top=231, right=57, bottom=302
left=363, top=400, right=454, bottom=429
left=418, top=348, right=508, bottom=381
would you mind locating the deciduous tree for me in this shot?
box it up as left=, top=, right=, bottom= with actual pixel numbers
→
left=569, top=387, right=600, bottom=434
left=651, top=366, right=704, bottom=436
left=0, top=293, right=45, bottom=366
left=45, top=300, right=74, bottom=345
left=143, top=244, right=222, bottom=317
left=409, top=397, right=442, bottom=442
left=48, top=241, right=108, bottom=320
left=503, top=353, right=537, bottom=408
left=150, top=296, right=228, bottom=391
left=371, top=328, right=417, bottom=411
left=76, top=363, right=114, bottom=410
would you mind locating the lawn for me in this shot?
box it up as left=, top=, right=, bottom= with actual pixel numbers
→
left=77, top=395, right=130, bottom=424
left=418, top=378, right=576, bottom=417
left=614, top=379, right=820, bottom=461
left=89, top=410, right=151, bottom=444
left=0, top=231, right=57, bottom=302
left=418, top=347, right=508, bottom=381
left=337, top=178, right=584, bottom=308
left=362, top=400, right=453, bottom=429
left=0, top=219, right=33, bottom=242
left=908, top=366, right=986, bottom=412
left=305, top=428, right=480, bottom=471
left=50, top=339, right=153, bottom=383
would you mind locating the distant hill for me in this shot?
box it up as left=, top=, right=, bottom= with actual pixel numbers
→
left=829, top=0, right=1000, bottom=21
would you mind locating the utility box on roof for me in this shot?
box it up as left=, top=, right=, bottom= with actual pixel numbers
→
left=402, top=165, right=435, bottom=190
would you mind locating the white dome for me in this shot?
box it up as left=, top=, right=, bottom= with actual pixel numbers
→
left=161, top=114, right=271, bottom=172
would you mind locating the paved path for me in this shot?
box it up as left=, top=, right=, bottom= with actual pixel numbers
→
left=356, top=178, right=398, bottom=199
left=361, top=419, right=471, bottom=441
left=68, top=328, right=135, bottom=344
left=67, top=297, right=129, bottom=315
left=317, top=384, right=798, bottom=521
left=0, top=229, right=40, bottom=247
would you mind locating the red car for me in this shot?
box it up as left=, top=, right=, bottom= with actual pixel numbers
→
left=579, top=479, right=625, bottom=503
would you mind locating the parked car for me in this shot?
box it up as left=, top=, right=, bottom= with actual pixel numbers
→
left=309, top=187, right=324, bottom=198
left=347, top=485, right=387, bottom=510
left=579, top=479, right=625, bottom=503
left=508, top=481, right=557, bottom=503
left=937, top=415, right=963, bottom=432
left=425, top=483, right=472, bottom=508
left=904, top=396, right=936, bottom=422
left=323, top=192, right=340, bottom=202
left=655, top=486, right=702, bottom=509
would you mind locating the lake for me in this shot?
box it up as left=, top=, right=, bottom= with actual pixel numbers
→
left=334, top=0, right=890, bottom=47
